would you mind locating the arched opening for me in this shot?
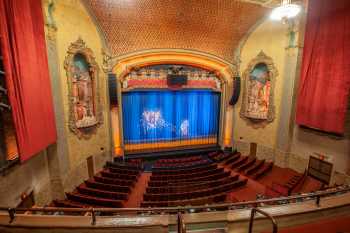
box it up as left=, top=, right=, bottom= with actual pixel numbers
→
left=110, top=49, right=237, bottom=156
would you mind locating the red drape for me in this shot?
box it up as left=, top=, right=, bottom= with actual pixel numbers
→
left=0, top=0, right=57, bottom=161
left=296, top=0, right=350, bottom=134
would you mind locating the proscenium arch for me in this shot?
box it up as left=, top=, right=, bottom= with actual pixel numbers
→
left=111, top=49, right=238, bottom=155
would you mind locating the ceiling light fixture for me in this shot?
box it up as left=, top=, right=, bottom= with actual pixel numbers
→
left=270, top=0, right=301, bottom=21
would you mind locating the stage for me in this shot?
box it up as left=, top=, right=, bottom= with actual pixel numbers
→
left=119, top=144, right=221, bottom=160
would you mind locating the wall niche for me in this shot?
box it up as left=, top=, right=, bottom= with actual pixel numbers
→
left=240, top=51, right=278, bottom=128
left=64, top=38, right=103, bottom=139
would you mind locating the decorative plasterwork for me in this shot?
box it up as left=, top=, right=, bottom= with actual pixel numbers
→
left=64, top=38, right=103, bottom=139
left=122, top=65, right=222, bottom=92
left=240, top=51, right=278, bottom=128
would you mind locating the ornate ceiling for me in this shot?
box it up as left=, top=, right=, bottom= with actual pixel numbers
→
left=85, top=0, right=270, bottom=62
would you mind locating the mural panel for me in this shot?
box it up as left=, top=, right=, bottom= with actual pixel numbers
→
left=240, top=51, right=277, bottom=127
left=64, top=38, right=102, bottom=139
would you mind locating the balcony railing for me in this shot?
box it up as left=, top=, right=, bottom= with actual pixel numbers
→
left=0, top=185, right=349, bottom=227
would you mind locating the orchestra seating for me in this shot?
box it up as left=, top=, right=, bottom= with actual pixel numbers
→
left=51, top=150, right=303, bottom=209
left=53, top=161, right=143, bottom=208
left=141, top=155, right=248, bottom=207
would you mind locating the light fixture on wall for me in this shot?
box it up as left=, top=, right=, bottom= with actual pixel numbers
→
left=270, top=0, right=301, bottom=21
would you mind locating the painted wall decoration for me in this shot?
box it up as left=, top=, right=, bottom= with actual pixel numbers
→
left=121, top=65, right=222, bottom=91
left=240, top=51, right=277, bottom=126
left=64, top=38, right=102, bottom=138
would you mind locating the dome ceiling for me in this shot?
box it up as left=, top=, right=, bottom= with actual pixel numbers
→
left=84, top=0, right=270, bottom=62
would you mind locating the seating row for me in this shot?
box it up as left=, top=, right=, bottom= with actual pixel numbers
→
left=144, top=178, right=246, bottom=202
left=106, top=161, right=143, bottom=170
left=150, top=167, right=224, bottom=181
left=152, top=162, right=216, bottom=175
left=141, top=179, right=248, bottom=207
left=146, top=175, right=240, bottom=194
left=106, top=166, right=141, bottom=176
left=77, top=184, right=128, bottom=200
left=236, top=157, right=257, bottom=172
left=155, top=155, right=203, bottom=164
left=251, top=162, right=273, bottom=179
left=100, top=170, right=138, bottom=181
left=148, top=170, right=231, bottom=187
left=84, top=180, right=131, bottom=193
left=245, top=160, right=265, bottom=175
left=153, top=158, right=210, bottom=169
left=65, top=192, right=123, bottom=208
left=224, top=153, right=241, bottom=166
left=93, top=175, right=135, bottom=187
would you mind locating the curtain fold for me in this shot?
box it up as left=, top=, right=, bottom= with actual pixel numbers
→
left=122, top=90, right=220, bottom=150
left=0, top=0, right=57, bottom=161
left=296, top=0, right=350, bottom=134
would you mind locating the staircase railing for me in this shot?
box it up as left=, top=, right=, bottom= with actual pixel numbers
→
left=248, top=208, right=277, bottom=233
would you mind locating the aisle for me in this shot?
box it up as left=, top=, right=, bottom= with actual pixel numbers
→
left=123, top=172, right=151, bottom=208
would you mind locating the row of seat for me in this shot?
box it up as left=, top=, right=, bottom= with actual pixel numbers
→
left=155, top=155, right=203, bottom=164
left=144, top=179, right=247, bottom=202
left=148, top=170, right=231, bottom=187
left=142, top=179, right=248, bottom=207
left=209, top=151, right=233, bottom=162
left=146, top=175, right=240, bottom=194
left=53, top=161, right=143, bottom=208
left=150, top=167, right=224, bottom=181
left=152, top=162, right=215, bottom=175
left=153, top=158, right=210, bottom=169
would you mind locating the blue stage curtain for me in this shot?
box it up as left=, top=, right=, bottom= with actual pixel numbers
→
left=122, top=89, right=220, bottom=149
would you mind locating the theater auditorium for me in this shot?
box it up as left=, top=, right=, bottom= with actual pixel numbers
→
left=0, top=0, right=350, bottom=232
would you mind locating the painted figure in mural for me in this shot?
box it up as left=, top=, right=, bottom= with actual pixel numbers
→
left=246, top=63, right=270, bottom=120
left=72, top=53, right=97, bottom=128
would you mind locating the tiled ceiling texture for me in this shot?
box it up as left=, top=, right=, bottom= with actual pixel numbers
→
left=85, top=0, right=269, bottom=62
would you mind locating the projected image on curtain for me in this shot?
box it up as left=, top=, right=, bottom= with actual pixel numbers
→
left=122, top=90, right=220, bottom=151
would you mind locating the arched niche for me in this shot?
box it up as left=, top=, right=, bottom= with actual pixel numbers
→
left=108, top=49, right=238, bottom=154
left=240, top=51, right=278, bottom=128
left=64, top=38, right=103, bottom=139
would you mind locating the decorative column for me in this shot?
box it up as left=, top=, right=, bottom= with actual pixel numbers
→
left=275, top=16, right=305, bottom=167
left=43, top=0, right=70, bottom=200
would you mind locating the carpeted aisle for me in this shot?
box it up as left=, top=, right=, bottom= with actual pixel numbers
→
left=124, top=172, right=151, bottom=208
left=262, top=215, right=350, bottom=233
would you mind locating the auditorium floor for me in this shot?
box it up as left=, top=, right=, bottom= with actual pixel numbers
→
left=122, top=156, right=322, bottom=207
left=261, top=214, right=350, bottom=233
left=221, top=162, right=321, bottom=202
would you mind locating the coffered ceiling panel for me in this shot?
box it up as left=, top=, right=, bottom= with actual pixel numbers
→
left=85, top=0, right=269, bottom=61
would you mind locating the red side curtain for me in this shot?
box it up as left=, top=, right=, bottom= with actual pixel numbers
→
left=0, top=0, right=57, bottom=161
left=296, top=0, right=350, bottom=134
